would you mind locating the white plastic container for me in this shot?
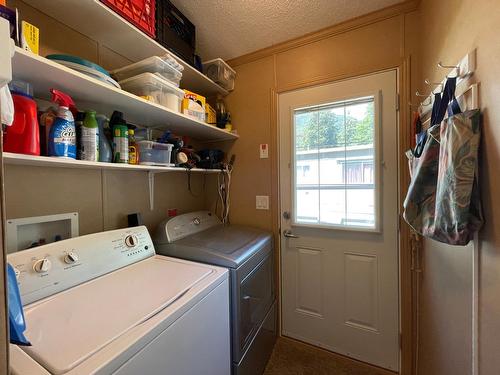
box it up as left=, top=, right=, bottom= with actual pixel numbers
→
left=111, top=55, right=183, bottom=87
left=138, top=141, right=173, bottom=166
left=202, top=58, right=236, bottom=91
left=119, top=73, right=184, bottom=112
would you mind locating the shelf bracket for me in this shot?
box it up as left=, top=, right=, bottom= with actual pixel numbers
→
left=148, top=171, right=156, bottom=211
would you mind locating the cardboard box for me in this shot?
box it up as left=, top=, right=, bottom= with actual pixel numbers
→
left=205, top=103, right=216, bottom=125
left=181, top=89, right=205, bottom=122
left=21, top=20, right=39, bottom=55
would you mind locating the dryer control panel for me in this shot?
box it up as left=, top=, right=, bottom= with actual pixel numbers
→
left=7, top=226, right=155, bottom=306
left=155, top=211, right=221, bottom=244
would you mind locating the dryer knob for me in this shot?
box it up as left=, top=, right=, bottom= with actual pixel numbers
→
left=33, top=258, right=51, bottom=273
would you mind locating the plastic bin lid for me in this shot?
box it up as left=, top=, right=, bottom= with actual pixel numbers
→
left=46, top=54, right=111, bottom=77
left=137, top=140, right=174, bottom=150
left=111, top=55, right=182, bottom=79
left=119, top=72, right=184, bottom=97
left=202, top=58, right=236, bottom=74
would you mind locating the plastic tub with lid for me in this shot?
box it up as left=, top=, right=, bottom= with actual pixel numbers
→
left=119, top=73, right=184, bottom=112
left=138, top=141, right=173, bottom=166
left=111, top=55, right=183, bottom=86
left=202, top=58, right=236, bottom=91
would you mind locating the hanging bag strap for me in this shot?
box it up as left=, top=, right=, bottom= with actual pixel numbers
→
left=437, top=77, right=462, bottom=123
left=430, top=92, right=443, bottom=126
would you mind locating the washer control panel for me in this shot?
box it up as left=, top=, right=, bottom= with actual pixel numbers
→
left=7, top=226, right=155, bottom=306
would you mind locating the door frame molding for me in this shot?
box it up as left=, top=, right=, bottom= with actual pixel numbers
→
left=271, top=62, right=414, bottom=375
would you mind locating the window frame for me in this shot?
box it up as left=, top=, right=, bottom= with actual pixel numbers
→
left=290, top=91, right=383, bottom=233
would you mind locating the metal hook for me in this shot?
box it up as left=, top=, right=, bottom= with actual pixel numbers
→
left=424, top=79, right=443, bottom=92
left=415, top=90, right=429, bottom=97
left=437, top=62, right=460, bottom=78
left=437, top=61, right=459, bottom=69
left=421, top=96, right=432, bottom=106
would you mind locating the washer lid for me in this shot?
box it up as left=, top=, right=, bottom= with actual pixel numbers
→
left=21, top=257, right=212, bottom=375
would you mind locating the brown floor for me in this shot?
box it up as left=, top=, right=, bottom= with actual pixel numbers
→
left=264, top=337, right=396, bottom=375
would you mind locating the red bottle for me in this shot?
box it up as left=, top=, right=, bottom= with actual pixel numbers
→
left=4, top=92, right=40, bottom=155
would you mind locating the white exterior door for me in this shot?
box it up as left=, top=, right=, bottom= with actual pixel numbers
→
left=279, top=71, right=399, bottom=371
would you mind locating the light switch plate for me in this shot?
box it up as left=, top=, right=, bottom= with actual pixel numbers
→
left=259, top=144, right=269, bottom=159
left=256, top=195, right=269, bottom=210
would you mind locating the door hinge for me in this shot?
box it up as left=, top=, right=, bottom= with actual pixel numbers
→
left=396, top=93, right=401, bottom=111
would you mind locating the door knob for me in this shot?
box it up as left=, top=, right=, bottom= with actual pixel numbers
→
left=283, top=229, right=299, bottom=238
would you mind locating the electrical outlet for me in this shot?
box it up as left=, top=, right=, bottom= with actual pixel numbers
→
left=259, top=144, right=269, bottom=159
left=256, top=195, right=269, bottom=210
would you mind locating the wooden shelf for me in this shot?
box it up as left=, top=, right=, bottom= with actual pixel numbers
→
left=21, top=0, right=229, bottom=97
left=3, top=152, right=220, bottom=174
left=12, top=48, right=238, bottom=142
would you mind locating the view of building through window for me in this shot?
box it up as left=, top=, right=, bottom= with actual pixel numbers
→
left=294, top=97, right=376, bottom=228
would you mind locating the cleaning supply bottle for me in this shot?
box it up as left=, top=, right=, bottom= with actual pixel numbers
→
left=79, top=110, right=99, bottom=161
left=96, top=114, right=112, bottom=163
left=110, top=111, right=128, bottom=163
left=4, top=80, right=40, bottom=155
left=128, top=128, right=138, bottom=164
left=48, top=89, right=76, bottom=159
left=75, top=111, right=85, bottom=159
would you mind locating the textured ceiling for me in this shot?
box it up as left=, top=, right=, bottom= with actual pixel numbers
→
left=170, top=0, right=405, bottom=61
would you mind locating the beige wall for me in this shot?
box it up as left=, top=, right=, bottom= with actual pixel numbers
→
left=4, top=166, right=207, bottom=237
left=415, top=1, right=500, bottom=375
left=226, top=13, right=406, bottom=233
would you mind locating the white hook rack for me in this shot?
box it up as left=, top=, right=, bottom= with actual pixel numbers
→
left=419, top=49, right=476, bottom=116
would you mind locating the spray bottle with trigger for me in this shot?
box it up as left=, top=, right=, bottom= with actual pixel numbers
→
left=48, top=89, right=77, bottom=159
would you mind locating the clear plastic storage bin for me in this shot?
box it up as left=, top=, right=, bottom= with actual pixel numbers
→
left=138, top=141, right=173, bottom=166
left=202, top=58, right=236, bottom=91
left=111, top=55, right=183, bottom=87
left=119, top=73, right=184, bottom=112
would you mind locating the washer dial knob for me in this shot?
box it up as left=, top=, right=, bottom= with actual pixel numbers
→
left=125, top=235, right=138, bottom=247
left=33, top=258, right=52, bottom=273
left=64, top=252, right=79, bottom=264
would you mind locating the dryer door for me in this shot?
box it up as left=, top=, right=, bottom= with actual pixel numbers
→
left=234, top=250, right=274, bottom=362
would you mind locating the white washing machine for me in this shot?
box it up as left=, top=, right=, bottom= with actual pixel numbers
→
left=8, top=226, right=230, bottom=375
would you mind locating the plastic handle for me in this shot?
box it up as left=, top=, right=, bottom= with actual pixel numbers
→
left=50, top=88, right=75, bottom=108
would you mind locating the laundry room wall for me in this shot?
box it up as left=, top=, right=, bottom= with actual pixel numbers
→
left=223, top=2, right=420, bottom=233
left=414, top=1, right=500, bottom=375
left=4, top=0, right=211, bottom=237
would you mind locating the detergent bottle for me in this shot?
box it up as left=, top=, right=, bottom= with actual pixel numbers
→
left=4, top=80, right=40, bottom=155
left=48, top=89, right=76, bottom=158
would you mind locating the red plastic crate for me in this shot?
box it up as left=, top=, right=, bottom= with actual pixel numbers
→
left=101, top=0, right=156, bottom=38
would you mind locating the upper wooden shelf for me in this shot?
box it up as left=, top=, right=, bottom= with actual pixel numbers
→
left=12, top=48, right=238, bottom=141
left=21, top=0, right=229, bottom=97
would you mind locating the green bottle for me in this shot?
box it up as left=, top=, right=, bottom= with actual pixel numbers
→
left=113, top=124, right=129, bottom=163
left=80, top=110, right=99, bottom=162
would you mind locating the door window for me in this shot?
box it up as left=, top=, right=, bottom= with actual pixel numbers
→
left=293, top=96, right=378, bottom=229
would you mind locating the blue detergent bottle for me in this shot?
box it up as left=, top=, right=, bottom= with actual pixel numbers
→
left=48, top=89, right=77, bottom=158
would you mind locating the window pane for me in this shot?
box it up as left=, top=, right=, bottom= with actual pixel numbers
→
left=296, top=189, right=319, bottom=223
left=294, top=97, right=376, bottom=229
